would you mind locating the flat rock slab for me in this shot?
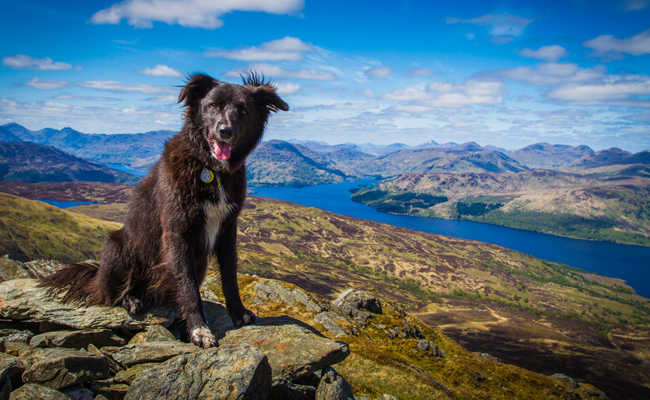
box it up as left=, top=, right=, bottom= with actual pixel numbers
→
left=219, top=316, right=350, bottom=380
left=0, top=279, right=179, bottom=330
left=111, top=341, right=200, bottom=366
left=30, top=329, right=126, bottom=349
left=125, top=344, right=271, bottom=400
left=8, top=383, right=70, bottom=400
left=22, top=348, right=109, bottom=390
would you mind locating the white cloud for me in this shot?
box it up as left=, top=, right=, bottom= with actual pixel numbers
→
left=275, top=82, right=301, bottom=95
left=364, top=67, right=393, bottom=78
left=2, top=54, right=79, bottom=71
left=405, top=68, right=434, bottom=77
left=380, top=88, right=430, bottom=101
left=146, top=95, right=178, bottom=102
left=205, top=37, right=313, bottom=61
left=43, top=101, right=71, bottom=109
left=323, top=102, right=379, bottom=110
left=546, top=74, right=650, bottom=107
left=136, top=65, right=183, bottom=77
left=23, top=78, right=70, bottom=90
left=495, top=62, right=606, bottom=85
left=90, top=0, right=304, bottom=29
left=447, top=13, right=534, bottom=37
left=519, top=45, right=568, bottom=62
left=583, top=28, right=650, bottom=57
left=53, top=95, right=120, bottom=102
left=226, top=63, right=337, bottom=81
left=76, top=80, right=176, bottom=94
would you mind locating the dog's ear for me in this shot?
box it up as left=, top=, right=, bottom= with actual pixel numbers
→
left=179, top=74, right=217, bottom=107
left=252, top=85, right=289, bottom=113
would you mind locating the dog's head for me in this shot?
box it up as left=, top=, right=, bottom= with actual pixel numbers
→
left=179, top=72, right=288, bottom=170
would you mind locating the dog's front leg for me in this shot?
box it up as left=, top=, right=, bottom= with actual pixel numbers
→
left=217, top=220, right=257, bottom=327
left=163, top=232, right=217, bottom=349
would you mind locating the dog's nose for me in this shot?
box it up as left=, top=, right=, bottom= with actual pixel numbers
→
left=219, top=126, right=234, bottom=139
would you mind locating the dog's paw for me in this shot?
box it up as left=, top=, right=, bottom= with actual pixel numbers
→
left=230, top=308, right=257, bottom=327
left=121, top=295, right=143, bottom=314
left=189, top=326, right=217, bottom=349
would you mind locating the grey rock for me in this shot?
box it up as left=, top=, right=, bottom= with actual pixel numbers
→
left=89, top=379, right=130, bottom=400
left=315, top=366, right=354, bottom=400
left=144, top=325, right=176, bottom=342
left=313, top=312, right=348, bottom=336
left=3, top=341, right=36, bottom=357
left=268, top=378, right=317, bottom=400
left=125, top=344, right=271, bottom=400
left=0, top=329, right=34, bottom=346
left=114, top=362, right=160, bottom=384
left=254, top=280, right=329, bottom=313
left=7, top=383, right=69, bottom=400
left=22, top=348, right=109, bottom=390
left=0, top=279, right=179, bottom=330
left=476, top=352, right=499, bottom=362
left=333, top=289, right=382, bottom=324
left=551, top=373, right=578, bottom=388
left=110, top=341, right=200, bottom=366
left=0, top=256, right=32, bottom=282
left=219, top=316, right=350, bottom=380
left=416, top=340, right=445, bottom=357
left=30, top=329, right=126, bottom=349
left=60, top=388, right=95, bottom=400
left=0, top=355, right=31, bottom=389
left=0, top=368, right=9, bottom=400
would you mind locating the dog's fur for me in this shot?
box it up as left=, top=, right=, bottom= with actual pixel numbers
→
left=40, top=72, right=288, bottom=348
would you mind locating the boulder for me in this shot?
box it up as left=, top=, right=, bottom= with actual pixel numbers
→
left=7, top=383, right=69, bottom=400
left=124, top=344, right=271, bottom=400
left=219, top=316, right=350, bottom=380
left=110, top=341, right=200, bottom=366
left=551, top=373, right=578, bottom=388
left=30, top=329, right=126, bottom=349
left=333, top=290, right=382, bottom=324
left=144, top=325, right=176, bottom=342
left=313, top=312, right=349, bottom=337
left=254, top=280, right=329, bottom=313
left=0, top=355, right=31, bottom=389
left=0, top=279, right=179, bottom=330
left=315, top=366, right=354, bottom=400
left=114, top=362, right=160, bottom=384
left=268, top=378, right=317, bottom=400
left=21, top=348, right=109, bottom=389
left=416, top=340, right=445, bottom=357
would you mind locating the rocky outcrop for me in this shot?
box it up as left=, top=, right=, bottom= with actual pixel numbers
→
left=333, top=289, right=383, bottom=324
left=0, top=276, right=353, bottom=399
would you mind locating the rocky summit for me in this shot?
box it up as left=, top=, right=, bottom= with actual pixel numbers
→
left=0, top=274, right=358, bottom=400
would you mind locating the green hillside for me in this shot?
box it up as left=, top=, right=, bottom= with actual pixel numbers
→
left=351, top=168, right=650, bottom=246
left=0, top=192, right=121, bottom=262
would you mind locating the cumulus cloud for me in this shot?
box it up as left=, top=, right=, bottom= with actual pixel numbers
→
left=493, top=62, right=606, bottom=85
left=323, top=102, right=379, bottom=110
left=275, top=81, right=301, bottom=95
left=364, top=67, right=393, bottom=78
left=205, top=37, right=314, bottom=61
left=146, top=95, right=178, bottom=102
left=546, top=74, right=650, bottom=107
left=583, top=28, right=650, bottom=58
left=378, top=79, right=504, bottom=108
left=23, top=78, right=70, bottom=90
left=90, top=0, right=304, bottom=29
left=405, top=68, right=434, bottom=77
left=53, top=95, right=120, bottom=102
left=226, top=63, right=337, bottom=81
left=447, top=13, right=534, bottom=40
left=2, top=54, right=79, bottom=71
left=136, top=65, right=183, bottom=77
left=76, top=80, right=176, bottom=94
left=519, top=45, right=568, bottom=61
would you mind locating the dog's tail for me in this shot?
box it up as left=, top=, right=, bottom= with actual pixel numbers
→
left=38, top=261, right=99, bottom=304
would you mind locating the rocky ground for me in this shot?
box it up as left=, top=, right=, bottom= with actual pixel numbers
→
left=0, top=257, right=607, bottom=400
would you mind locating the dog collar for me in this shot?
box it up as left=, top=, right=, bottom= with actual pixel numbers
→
left=200, top=167, right=220, bottom=187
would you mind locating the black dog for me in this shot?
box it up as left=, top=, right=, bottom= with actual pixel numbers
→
left=40, top=72, right=288, bottom=348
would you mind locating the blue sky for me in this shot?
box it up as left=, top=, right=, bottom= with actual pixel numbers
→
left=2, top=0, right=650, bottom=152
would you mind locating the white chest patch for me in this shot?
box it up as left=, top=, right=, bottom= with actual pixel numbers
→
left=203, top=186, right=236, bottom=252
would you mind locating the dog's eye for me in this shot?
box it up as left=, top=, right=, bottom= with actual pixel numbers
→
left=240, top=108, right=247, bottom=115
left=209, top=103, right=218, bottom=109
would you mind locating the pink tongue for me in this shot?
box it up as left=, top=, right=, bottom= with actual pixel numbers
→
left=216, top=142, right=231, bottom=160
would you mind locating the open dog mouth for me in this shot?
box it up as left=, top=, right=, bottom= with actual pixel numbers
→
left=209, top=137, right=231, bottom=161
